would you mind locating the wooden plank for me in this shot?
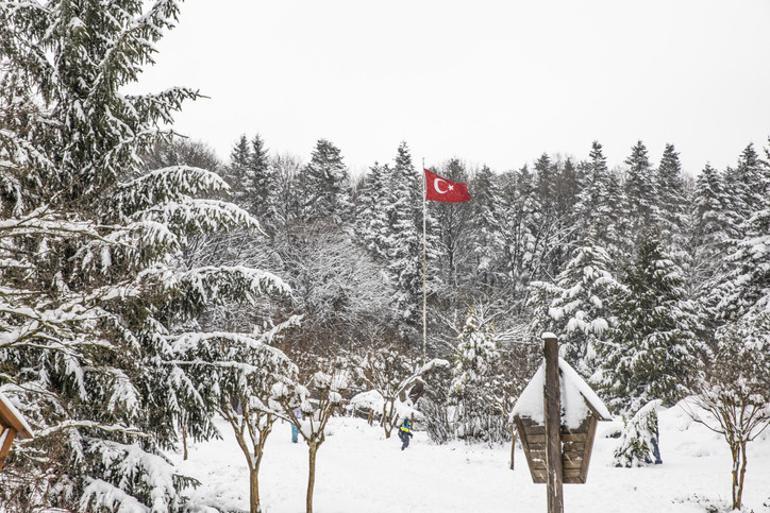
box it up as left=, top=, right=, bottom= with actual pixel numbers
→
left=543, top=335, right=564, bottom=513
left=515, top=415, right=542, bottom=484
left=526, top=432, right=587, bottom=443
left=0, top=427, right=17, bottom=473
left=578, top=415, right=598, bottom=483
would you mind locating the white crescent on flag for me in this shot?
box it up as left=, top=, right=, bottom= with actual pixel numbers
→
left=433, top=178, right=449, bottom=194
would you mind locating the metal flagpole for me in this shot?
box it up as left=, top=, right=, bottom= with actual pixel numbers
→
left=421, top=158, right=428, bottom=363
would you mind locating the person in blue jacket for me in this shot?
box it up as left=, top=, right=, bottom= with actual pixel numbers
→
left=291, top=407, right=301, bottom=443
left=398, top=418, right=414, bottom=451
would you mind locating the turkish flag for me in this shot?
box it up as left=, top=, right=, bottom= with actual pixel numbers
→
left=424, top=169, right=471, bottom=203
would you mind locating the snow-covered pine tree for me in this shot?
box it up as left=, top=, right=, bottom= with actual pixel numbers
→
left=692, top=163, right=729, bottom=259
left=595, top=234, right=704, bottom=413
left=624, top=141, right=659, bottom=237
left=574, top=141, right=623, bottom=258
left=448, top=307, right=508, bottom=444
left=354, top=162, right=391, bottom=261
left=612, top=399, right=663, bottom=467
left=298, top=139, right=352, bottom=227
left=0, top=2, right=290, bottom=510
left=656, top=143, right=689, bottom=247
left=244, top=134, right=280, bottom=231
left=468, top=165, right=505, bottom=291
left=385, top=143, right=426, bottom=340
left=529, top=240, right=624, bottom=375
left=224, top=134, right=253, bottom=206
left=499, top=165, right=539, bottom=299
left=715, top=201, right=770, bottom=321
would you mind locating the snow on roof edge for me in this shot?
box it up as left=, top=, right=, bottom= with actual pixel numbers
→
left=510, top=359, right=612, bottom=426
left=0, top=392, right=34, bottom=438
left=558, top=358, right=612, bottom=421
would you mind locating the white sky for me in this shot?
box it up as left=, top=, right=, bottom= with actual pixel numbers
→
left=134, top=0, right=770, bottom=176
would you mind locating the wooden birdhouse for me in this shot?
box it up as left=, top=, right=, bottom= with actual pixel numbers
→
left=511, top=334, right=611, bottom=513
left=0, top=393, right=34, bottom=472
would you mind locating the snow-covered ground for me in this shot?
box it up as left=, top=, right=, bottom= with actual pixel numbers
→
left=175, top=406, right=770, bottom=513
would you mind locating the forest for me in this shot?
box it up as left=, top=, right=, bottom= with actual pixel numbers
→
left=0, top=2, right=769, bottom=513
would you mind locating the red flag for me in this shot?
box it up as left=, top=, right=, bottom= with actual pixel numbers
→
left=424, top=169, right=471, bottom=203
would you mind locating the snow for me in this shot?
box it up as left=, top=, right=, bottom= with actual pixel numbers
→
left=0, top=392, right=34, bottom=437
left=510, top=358, right=611, bottom=428
left=172, top=406, right=770, bottom=513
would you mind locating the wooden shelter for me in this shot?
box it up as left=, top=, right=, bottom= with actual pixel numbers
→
left=0, top=392, right=34, bottom=472
left=512, top=335, right=611, bottom=486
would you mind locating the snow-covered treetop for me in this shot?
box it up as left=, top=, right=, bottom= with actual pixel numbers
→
left=511, top=357, right=612, bottom=429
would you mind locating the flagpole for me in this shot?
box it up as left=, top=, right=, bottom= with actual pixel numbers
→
left=421, top=158, right=428, bottom=363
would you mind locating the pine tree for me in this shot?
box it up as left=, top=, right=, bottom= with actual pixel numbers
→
left=574, top=141, right=621, bottom=252
left=499, top=165, right=539, bottom=297
left=468, top=165, right=505, bottom=290
left=656, top=143, right=688, bottom=246
left=385, top=143, right=424, bottom=339
left=245, top=134, right=279, bottom=229
left=529, top=240, right=624, bottom=374
left=716, top=205, right=770, bottom=321
left=0, top=2, right=289, bottom=510
left=299, top=139, right=352, bottom=227
left=224, top=135, right=253, bottom=206
left=595, top=235, right=704, bottom=413
left=624, top=141, right=658, bottom=236
left=354, top=162, right=390, bottom=261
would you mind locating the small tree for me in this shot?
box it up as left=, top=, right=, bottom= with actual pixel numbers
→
left=449, top=306, right=509, bottom=444
left=684, top=313, right=770, bottom=511
left=270, top=367, right=349, bottom=513
left=613, top=399, right=662, bottom=467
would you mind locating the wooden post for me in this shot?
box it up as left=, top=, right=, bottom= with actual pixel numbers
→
left=543, top=334, right=564, bottom=513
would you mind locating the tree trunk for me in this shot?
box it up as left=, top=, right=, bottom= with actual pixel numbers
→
left=510, top=424, right=516, bottom=471
left=249, top=465, right=261, bottom=513
left=180, top=420, right=188, bottom=461
left=306, top=443, right=318, bottom=513
left=732, top=441, right=748, bottom=510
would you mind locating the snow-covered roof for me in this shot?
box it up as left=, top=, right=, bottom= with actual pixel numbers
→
left=0, top=392, right=34, bottom=438
left=511, top=358, right=612, bottom=429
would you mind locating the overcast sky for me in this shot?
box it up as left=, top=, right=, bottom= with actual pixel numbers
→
left=133, top=0, right=770, bottom=176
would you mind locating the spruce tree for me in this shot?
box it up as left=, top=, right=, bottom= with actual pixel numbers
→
left=624, top=141, right=658, bottom=236
left=224, top=134, right=252, bottom=206
left=245, top=134, right=278, bottom=229
left=468, top=165, right=505, bottom=290
left=0, top=2, right=290, bottom=510
left=529, top=240, right=624, bottom=374
left=596, top=235, right=704, bottom=413
left=354, top=162, right=391, bottom=261
left=656, top=143, right=688, bottom=247
left=574, top=141, right=621, bottom=252
left=299, top=139, right=352, bottom=227
left=385, top=143, right=424, bottom=339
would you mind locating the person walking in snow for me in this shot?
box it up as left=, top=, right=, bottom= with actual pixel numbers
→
left=398, top=418, right=413, bottom=451
left=291, top=407, right=301, bottom=443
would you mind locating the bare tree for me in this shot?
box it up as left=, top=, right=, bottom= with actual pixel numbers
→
left=683, top=314, right=770, bottom=510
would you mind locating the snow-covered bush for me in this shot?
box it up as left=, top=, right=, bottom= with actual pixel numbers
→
left=613, top=400, right=662, bottom=467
